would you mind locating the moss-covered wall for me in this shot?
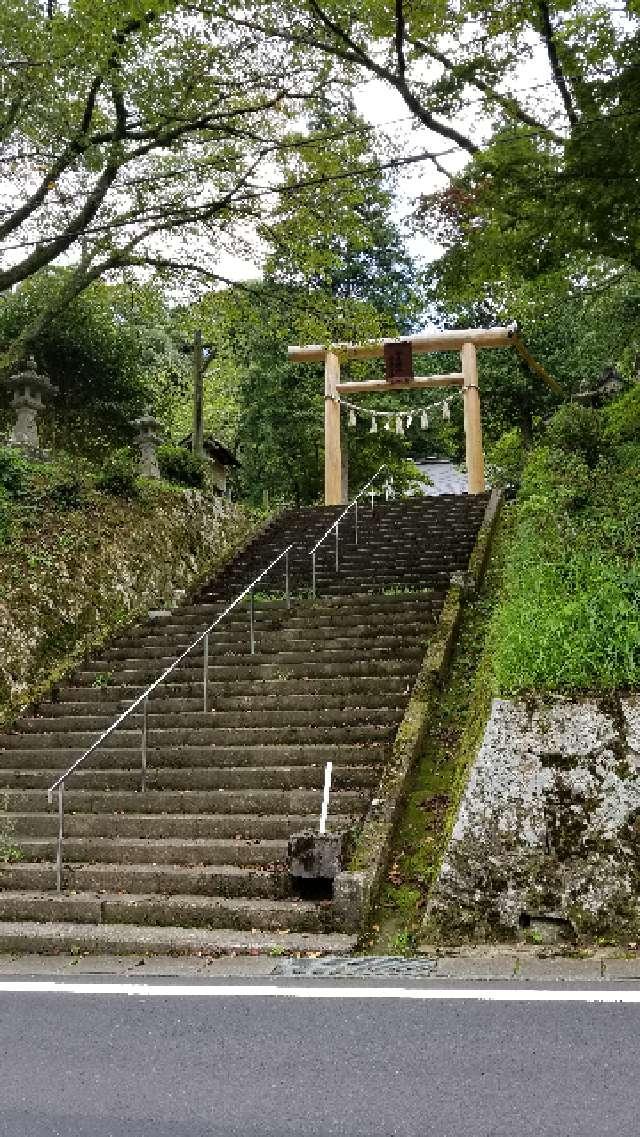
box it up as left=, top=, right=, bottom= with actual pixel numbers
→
left=0, top=484, right=256, bottom=724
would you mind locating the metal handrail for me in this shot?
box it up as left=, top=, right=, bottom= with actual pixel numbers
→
left=309, top=464, right=388, bottom=598
left=47, top=544, right=293, bottom=890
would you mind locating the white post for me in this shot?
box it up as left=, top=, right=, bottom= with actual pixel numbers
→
left=319, top=761, right=333, bottom=835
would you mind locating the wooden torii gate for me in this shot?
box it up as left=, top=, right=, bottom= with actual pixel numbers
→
left=288, top=324, right=561, bottom=506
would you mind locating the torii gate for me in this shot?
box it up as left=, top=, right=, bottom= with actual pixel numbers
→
left=288, top=324, right=561, bottom=505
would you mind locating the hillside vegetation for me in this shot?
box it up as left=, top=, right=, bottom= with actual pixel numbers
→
left=0, top=446, right=254, bottom=724
left=490, top=389, right=640, bottom=693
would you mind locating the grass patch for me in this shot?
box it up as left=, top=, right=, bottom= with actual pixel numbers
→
left=490, top=398, right=640, bottom=694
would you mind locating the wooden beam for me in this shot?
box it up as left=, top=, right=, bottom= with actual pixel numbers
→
left=461, top=343, right=485, bottom=495
left=510, top=334, right=564, bottom=396
left=335, top=374, right=464, bottom=395
left=288, top=327, right=513, bottom=363
left=324, top=351, right=342, bottom=506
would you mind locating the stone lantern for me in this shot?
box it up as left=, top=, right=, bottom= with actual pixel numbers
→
left=4, top=356, right=58, bottom=452
left=131, top=407, right=163, bottom=479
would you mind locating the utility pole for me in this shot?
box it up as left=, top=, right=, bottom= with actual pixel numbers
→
left=191, top=328, right=204, bottom=458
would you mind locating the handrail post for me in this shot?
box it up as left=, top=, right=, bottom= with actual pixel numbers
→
left=249, top=587, right=255, bottom=654
left=311, top=551, right=316, bottom=599
left=141, top=696, right=148, bottom=793
left=370, top=489, right=374, bottom=514
left=355, top=498, right=358, bottom=545
left=56, top=782, right=64, bottom=892
left=285, top=549, right=290, bottom=609
left=203, top=633, right=209, bottom=712
left=335, top=520, right=339, bottom=573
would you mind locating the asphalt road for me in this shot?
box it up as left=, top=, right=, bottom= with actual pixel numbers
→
left=1, top=980, right=639, bottom=1137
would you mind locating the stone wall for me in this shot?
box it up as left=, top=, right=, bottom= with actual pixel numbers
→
left=0, top=486, right=256, bottom=723
left=427, top=694, right=640, bottom=943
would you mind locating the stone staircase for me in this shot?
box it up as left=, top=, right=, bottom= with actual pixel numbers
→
left=0, top=494, right=488, bottom=956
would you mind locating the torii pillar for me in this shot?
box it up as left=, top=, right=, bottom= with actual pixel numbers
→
left=461, top=342, right=485, bottom=494
left=324, top=350, right=343, bottom=505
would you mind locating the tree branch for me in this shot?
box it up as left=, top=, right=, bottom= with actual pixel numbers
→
left=395, top=0, right=406, bottom=80
left=0, top=10, right=157, bottom=241
left=304, top=0, right=479, bottom=153
left=0, top=75, right=104, bottom=241
left=407, top=36, right=563, bottom=141
left=536, top=1, right=578, bottom=125
left=0, top=85, right=128, bottom=291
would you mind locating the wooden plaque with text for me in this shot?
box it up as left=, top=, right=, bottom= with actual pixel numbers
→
left=384, top=340, right=413, bottom=382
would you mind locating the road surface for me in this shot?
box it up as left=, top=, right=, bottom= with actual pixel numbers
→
left=0, top=977, right=638, bottom=1136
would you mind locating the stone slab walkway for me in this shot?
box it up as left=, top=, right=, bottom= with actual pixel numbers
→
left=2, top=946, right=640, bottom=981
left=413, top=459, right=469, bottom=495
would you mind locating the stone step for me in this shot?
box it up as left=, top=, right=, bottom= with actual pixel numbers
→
left=41, top=688, right=409, bottom=717
left=0, top=862, right=290, bottom=900
left=177, top=590, right=440, bottom=618
left=146, top=602, right=442, bottom=637
left=311, top=578, right=452, bottom=595
left=0, top=763, right=376, bottom=792
left=71, top=657, right=422, bottom=685
left=0, top=491, right=488, bottom=950
left=0, top=891, right=332, bottom=932
left=0, top=722, right=397, bottom=749
left=10, top=836, right=288, bottom=866
left=81, top=644, right=426, bottom=673
left=53, top=675, right=412, bottom=704
left=0, top=920, right=357, bottom=957
left=9, top=811, right=352, bottom=840
left=124, top=624, right=435, bottom=653
left=94, top=637, right=429, bottom=667
left=20, top=706, right=403, bottom=735
left=0, top=742, right=383, bottom=770
left=1, top=786, right=367, bottom=815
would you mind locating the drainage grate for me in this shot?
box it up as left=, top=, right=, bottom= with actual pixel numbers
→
left=272, top=955, right=438, bottom=978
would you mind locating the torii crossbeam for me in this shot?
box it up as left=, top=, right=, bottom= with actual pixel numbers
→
left=288, top=324, right=561, bottom=505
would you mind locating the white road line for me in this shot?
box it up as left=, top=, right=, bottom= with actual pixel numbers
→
left=0, top=982, right=638, bottom=1002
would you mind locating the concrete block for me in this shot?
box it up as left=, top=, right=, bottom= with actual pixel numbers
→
left=333, top=871, right=370, bottom=933
left=287, top=830, right=348, bottom=880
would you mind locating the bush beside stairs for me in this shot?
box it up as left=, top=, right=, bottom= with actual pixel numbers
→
left=0, top=495, right=488, bottom=957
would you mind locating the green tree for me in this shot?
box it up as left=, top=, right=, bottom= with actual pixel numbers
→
left=0, top=1, right=348, bottom=361
left=242, top=1, right=640, bottom=271
left=0, top=271, right=170, bottom=456
left=262, top=100, right=422, bottom=325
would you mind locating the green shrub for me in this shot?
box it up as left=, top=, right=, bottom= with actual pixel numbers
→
left=486, top=428, right=526, bottom=487
left=602, top=384, right=640, bottom=444
left=490, top=426, right=639, bottom=694
left=157, top=444, right=207, bottom=488
left=544, top=403, right=604, bottom=468
left=519, top=446, right=593, bottom=512
left=96, top=449, right=138, bottom=497
left=47, top=477, right=84, bottom=509
left=0, top=446, right=28, bottom=498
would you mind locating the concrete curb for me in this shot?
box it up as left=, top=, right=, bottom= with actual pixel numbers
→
left=3, top=943, right=640, bottom=980
left=334, top=489, right=503, bottom=934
